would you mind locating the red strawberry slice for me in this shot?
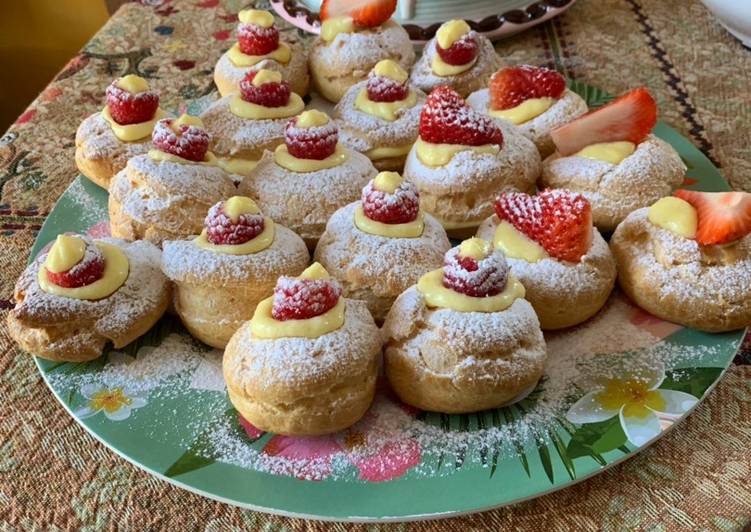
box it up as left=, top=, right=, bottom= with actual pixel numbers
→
left=46, top=244, right=105, bottom=288
left=237, top=22, right=279, bottom=56
left=436, top=32, right=479, bottom=67
left=420, top=86, right=503, bottom=147
left=106, top=81, right=159, bottom=125
left=366, top=74, right=409, bottom=103
left=284, top=117, right=338, bottom=160
left=271, top=276, right=342, bottom=320
left=551, top=87, right=657, bottom=156
left=204, top=201, right=265, bottom=245
left=320, top=0, right=397, bottom=28
left=239, top=71, right=291, bottom=107
left=361, top=178, right=420, bottom=224
left=152, top=119, right=210, bottom=162
left=673, top=190, right=751, bottom=245
left=495, top=189, right=593, bottom=262
left=489, top=65, right=566, bottom=111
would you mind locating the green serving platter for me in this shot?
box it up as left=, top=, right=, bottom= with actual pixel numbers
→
left=27, top=82, right=745, bottom=522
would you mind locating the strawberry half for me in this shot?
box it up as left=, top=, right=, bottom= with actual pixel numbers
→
left=420, top=86, right=503, bottom=147
left=436, top=32, right=479, bottom=67
left=495, top=189, right=593, bottom=262
left=674, top=190, right=751, bottom=245
left=320, top=0, right=397, bottom=28
left=551, top=87, right=657, bottom=156
left=489, top=65, right=566, bottom=111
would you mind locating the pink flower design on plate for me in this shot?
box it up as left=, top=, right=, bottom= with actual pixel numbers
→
left=86, top=221, right=111, bottom=239
left=239, top=399, right=422, bottom=483
left=629, top=306, right=682, bottom=340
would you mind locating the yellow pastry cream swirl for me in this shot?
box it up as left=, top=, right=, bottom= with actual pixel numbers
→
left=417, top=238, right=525, bottom=312
left=250, top=263, right=345, bottom=339
left=415, top=138, right=500, bottom=167
left=38, top=235, right=129, bottom=300
left=194, top=197, right=275, bottom=255
left=575, top=141, right=636, bottom=165
left=493, top=221, right=549, bottom=263
left=320, top=16, right=355, bottom=42
left=490, top=98, right=556, bottom=125
left=647, top=197, right=698, bottom=239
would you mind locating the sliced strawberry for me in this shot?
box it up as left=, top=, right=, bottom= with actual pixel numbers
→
left=237, top=22, right=279, bottom=56
left=551, top=87, right=657, bottom=156
left=436, top=32, right=479, bottom=67
left=204, top=201, right=265, bottom=245
left=420, top=86, right=503, bottom=147
left=239, top=71, right=291, bottom=107
left=489, top=65, right=566, bottom=111
left=320, top=0, right=397, bottom=27
left=674, top=190, right=751, bottom=245
left=366, top=75, right=409, bottom=103
left=361, top=178, right=420, bottom=224
left=271, top=276, right=342, bottom=320
left=152, top=118, right=210, bottom=162
left=105, top=80, right=159, bottom=125
left=495, top=189, right=593, bottom=262
left=46, top=243, right=105, bottom=288
left=284, top=117, right=338, bottom=160
left=442, top=245, right=508, bottom=297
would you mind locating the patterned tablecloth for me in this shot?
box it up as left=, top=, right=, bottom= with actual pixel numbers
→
left=0, top=0, right=750, bottom=529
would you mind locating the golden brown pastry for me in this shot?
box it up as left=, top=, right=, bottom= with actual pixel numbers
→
left=308, top=6, right=414, bottom=103
left=382, top=238, right=546, bottom=413
left=409, top=20, right=502, bottom=98
left=467, top=65, right=588, bottom=158
left=213, top=9, right=309, bottom=97
left=402, top=86, right=540, bottom=238
left=75, top=75, right=167, bottom=189
left=541, top=88, right=686, bottom=232
left=224, top=263, right=381, bottom=435
left=335, top=60, right=425, bottom=172
left=201, top=68, right=307, bottom=178
left=610, top=192, right=751, bottom=332
left=239, top=110, right=377, bottom=247
left=161, top=196, right=309, bottom=348
left=8, top=234, right=170, bottom=362
left=314, top=172, right=450, bottom=322
left=477, top=189, right=616, bottom=329
left=108, top=114, right=237, bottom=246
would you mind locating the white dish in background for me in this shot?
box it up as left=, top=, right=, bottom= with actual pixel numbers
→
left=270, top=0, right=577, bottom=43
left=700, top=0, right=751, bottom=48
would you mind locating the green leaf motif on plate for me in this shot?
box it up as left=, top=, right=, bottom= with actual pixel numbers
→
left=660, top=367, right=723, bottom=399
left=567, top=79, right=614, bottom=108
left=565, top=417, right=629, bottom=462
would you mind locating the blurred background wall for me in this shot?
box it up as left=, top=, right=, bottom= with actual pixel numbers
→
left=0, top=0, right=111, bottom=132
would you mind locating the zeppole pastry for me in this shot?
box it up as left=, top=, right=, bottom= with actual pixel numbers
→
left=610, top=191, right=751, bottom=332
left=409, top=19, right=502, bottom=98
left=8, top=234, right=170, bottom=362
left=239, top=110, right=377, bottom=247
left=477, top=189, right=616, bottom=329
left=309, top=0, right=415, bottom=103
left=109, top=114, right=237, bottom=246
left=201, top=69, right=306, bottom=178
left=335, top=60, right=426, bottom=171
left=541, top=88, right=686, bottom=232
left=224, top=262, right=381, bottom=435
left=314, top=171, right=451, bottom=322
left=75, top=75, right=167, bottom=189
left=403, top=86, right=540, bottom=237
left=213, top=9, right=309, bottom=97
left=382, top=238, right=546, bottom=413
left=467, top=65, right=588, bottom=158
left=162, top=196, right=309, bottom=348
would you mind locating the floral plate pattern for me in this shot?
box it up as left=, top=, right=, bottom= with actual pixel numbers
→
left=30, top=82, right=746, bottom=522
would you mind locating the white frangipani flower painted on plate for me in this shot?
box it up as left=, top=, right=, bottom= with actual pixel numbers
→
left=565, top=365, right=699, bottom=446
left=74, top=383, right=147, bottom=421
